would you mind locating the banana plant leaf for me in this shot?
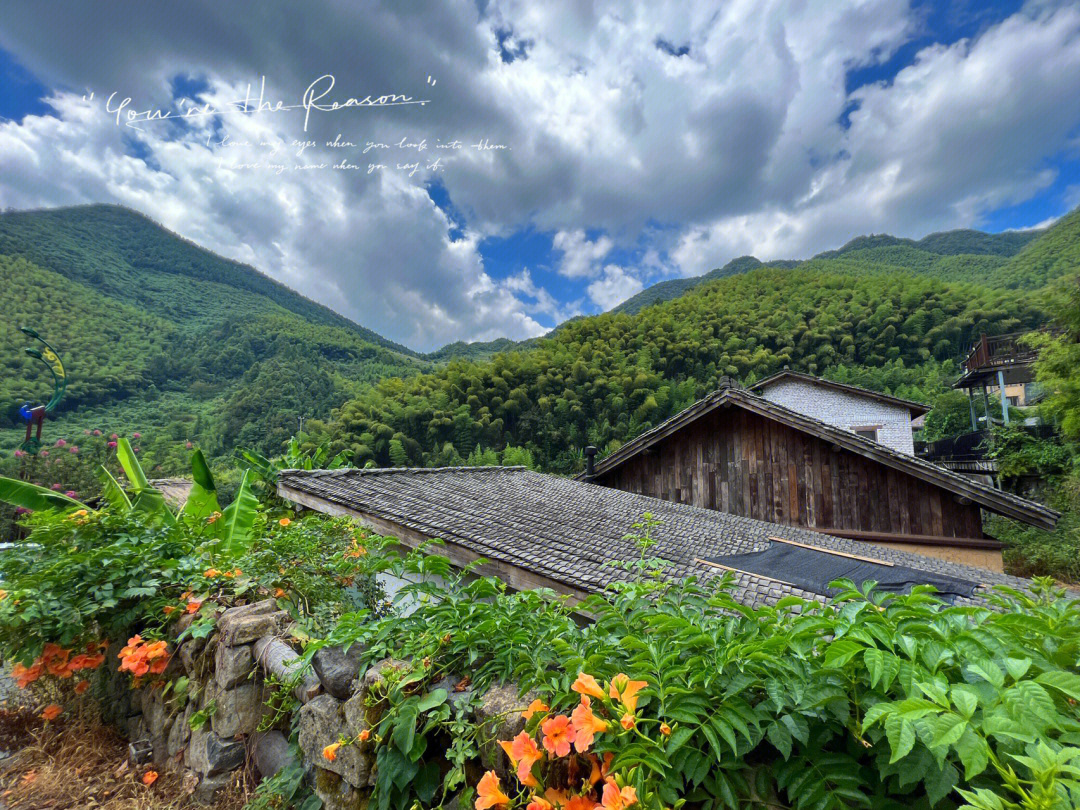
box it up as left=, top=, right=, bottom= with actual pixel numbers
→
left=236, top=449, right=278, bottom=479
left=132, top=488, right=177, bottom=525
left=115, top=438, right=149, bottom=493
left=0, top=476, right=88, bottom=512
left=213, top=470, right=258, bottom=557
left=96, top=466, right=132, bottom=511
left=181, top=449, right=221, bottom=520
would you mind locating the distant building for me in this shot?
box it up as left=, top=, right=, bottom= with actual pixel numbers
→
left=748, top=370, right=929, bottom=455
left=953, top=332, right=1040, bottom=428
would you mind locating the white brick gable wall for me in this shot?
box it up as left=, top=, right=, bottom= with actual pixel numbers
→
left=756, top=378, right=916, bottom=454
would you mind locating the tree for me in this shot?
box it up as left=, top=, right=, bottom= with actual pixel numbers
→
left=1028, top=274, right=1080, bottom=441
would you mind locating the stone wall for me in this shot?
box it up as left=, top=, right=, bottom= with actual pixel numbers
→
left=103, top=599, right=525, bottom=810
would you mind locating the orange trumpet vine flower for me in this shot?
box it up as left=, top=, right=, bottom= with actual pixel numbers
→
left=521, top=698, right=549, bottom=720
left=609, top=674, right=647, bottom=714
left=571, top=672, right=606, bottom=700
left=475, top=771, right=511, bottom=810
left=571, top=697, right=609, bottom=753
left=600, top=780, right=638, bottom=810
left=541, top=714, right=577, bottom=758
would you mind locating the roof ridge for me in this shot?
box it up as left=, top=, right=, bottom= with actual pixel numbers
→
left=584, top=385, right=1059, bottom=528
left=749, top=369, right=931, bottom=414
left=280, top=465, right=528, bottom=476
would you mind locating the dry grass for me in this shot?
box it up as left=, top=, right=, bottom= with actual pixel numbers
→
left=0, top=706, right=250, bottom=810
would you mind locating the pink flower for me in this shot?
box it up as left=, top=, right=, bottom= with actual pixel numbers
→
left=55, top=439, right=66, bottom=447
left=133, top=447, right=141, bottom=453
left=14, top=450, right=24, bottom=458
left=39, top=450, right=48, bottom=457
left=132, top=433, right=141, bottom=439
left=83, top=429, right=91, bottom=435
left=15, top=506, right=30, bottom=515
left=70, top=446, right=79, bottom=454
left=185, top=442, right=193, bottom=450
left=92, top=429, right=101, bottom=436
left=107, top=441, right=117, bottom=449
left=110, top=433, right=118, bottom=439
left=65, top=491, right=77, bottom=498
left=50, top=483, right=62, bottom=491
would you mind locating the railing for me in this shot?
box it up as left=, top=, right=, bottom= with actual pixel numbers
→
left=915, top=425, right=1056, bottom=463
left=915, top=431, right=991, bottom=463
left=961, top=332, right=1038, bottom=374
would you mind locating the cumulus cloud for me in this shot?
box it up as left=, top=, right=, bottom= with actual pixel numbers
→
left=552, top=228, right=613, bottom=278
left=0, top=0, right=1078, bottom=338
left=0, top=85, right=550, bottom=350
left=587, top=264, right=644, bottom=310
left=672, top=4, right=1080, bottom=274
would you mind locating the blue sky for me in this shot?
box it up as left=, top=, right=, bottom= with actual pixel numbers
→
left=1, top=1, right=1079, bottom=350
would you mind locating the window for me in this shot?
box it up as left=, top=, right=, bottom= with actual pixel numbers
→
left=1007, top=396, right=1019, bottom=407
left=853, top=426, right=879, bottom=442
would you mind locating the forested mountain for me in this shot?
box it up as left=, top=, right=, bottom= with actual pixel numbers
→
left=0, top=204, right=417, bottom=355
left=3, top=202, right=1075, bottom=475
left=319, top=208, right=1079, bottom=472
left=422, top=337, right=522, bottom=362
left=612, top=218, right=1052, bottom=315
left=319, top=268, right=1049, bottom=471
left=0, top=206, right=425, bottom=462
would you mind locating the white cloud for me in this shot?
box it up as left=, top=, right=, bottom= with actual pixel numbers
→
left=672, top=4, right=1080, bottom=274
left=552, top=228, right=613, bottom=278
left=587, top=264, right=644, bottom=309
left=0, top=86, right=552, bottom=351
left=0, top=0, right=1078, bottom=342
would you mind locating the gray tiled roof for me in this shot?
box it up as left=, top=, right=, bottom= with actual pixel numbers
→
left=278, top=466, right=1035, bottom=609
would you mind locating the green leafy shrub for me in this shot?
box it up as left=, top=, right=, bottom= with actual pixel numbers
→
left=317, top=545, right=1080, bottom=810
left=984, top=425, right=1072, bottom=482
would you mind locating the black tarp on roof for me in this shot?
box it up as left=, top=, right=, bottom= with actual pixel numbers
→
left=705, top=542, right=980, bottom=599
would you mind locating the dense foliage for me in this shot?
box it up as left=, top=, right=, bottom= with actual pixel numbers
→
left=322, top=268, right=1045, bottom=471
left=317, top=542, right=1080, bottom=810
left=613, top=216, right=1049, bottom=316
left=987, top=275, right=1080, bottom=583
left=0, top=446, right=380, bottom=673
left=0, top=207, right=426, bottom=459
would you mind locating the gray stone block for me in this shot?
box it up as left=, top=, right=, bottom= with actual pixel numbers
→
left=211, top=681, right=263, bottom=738
left=312, top=644, right=364, bottom=700
left=298, top=694, right=372, bottom=788
left=214, top=642, right=254, bottom=690
left=186, top=727, right=245, bottom=776
left=475, top=682, right=536, bottom=776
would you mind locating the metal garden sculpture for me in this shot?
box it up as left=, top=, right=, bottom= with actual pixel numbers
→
left=17, top=327, right=66, bottom=455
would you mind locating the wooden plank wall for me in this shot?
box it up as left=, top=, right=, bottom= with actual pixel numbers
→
left=595, top=405, right=985, bottom=539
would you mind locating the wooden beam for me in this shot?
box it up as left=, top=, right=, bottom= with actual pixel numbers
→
left=767, top=535, right=895, bottom=566
left=807, top=527, right=1005, bottom=550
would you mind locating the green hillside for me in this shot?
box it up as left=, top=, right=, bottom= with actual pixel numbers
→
left=423, top=337, right=521, bottom=362
left=611, top=215, right=1060, bottom=315
left=0, top=207, right=425, bottom=464
left=321, top=267, right=1049, bottom=471
left=0, top=204, right=416, bottom=356
left=612, top=255, right=773, bottom=315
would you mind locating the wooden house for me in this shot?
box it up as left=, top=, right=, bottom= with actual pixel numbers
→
left=582, top=379, right=1059, bottom=571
